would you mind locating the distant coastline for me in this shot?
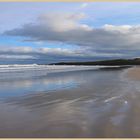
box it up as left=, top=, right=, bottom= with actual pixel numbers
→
left=49, top=58, right=140, bottom=66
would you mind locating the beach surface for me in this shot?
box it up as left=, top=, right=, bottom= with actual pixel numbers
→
left=0, top=65, right=140, bottom=138
left=126, top=66, right=140, bottom=81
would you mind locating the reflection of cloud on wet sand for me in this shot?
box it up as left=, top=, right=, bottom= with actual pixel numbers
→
left=1, top=68, right=140, bottom=137
left=3, top=85, right=140, bottom=138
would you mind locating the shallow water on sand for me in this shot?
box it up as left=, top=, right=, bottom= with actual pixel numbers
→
left=0, top=66, right=140, bottom=137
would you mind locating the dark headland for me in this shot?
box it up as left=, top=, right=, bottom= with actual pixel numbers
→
left=49, top=58, right=140, bottom=66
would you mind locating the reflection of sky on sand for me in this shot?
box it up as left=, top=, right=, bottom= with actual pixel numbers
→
left=0, top=68, right=124, bottom=98
left=2, top=92, right=140, bottom=137
left=1, top=67, right=140, bottom=137
left=0, top=97, right=115, bottom=137
left=0, top=71, right=86, bottom=98
left=0, top=68, right=117, bottom=98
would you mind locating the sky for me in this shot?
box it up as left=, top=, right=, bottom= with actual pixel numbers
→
left=1, top=2, right=140, bottom=64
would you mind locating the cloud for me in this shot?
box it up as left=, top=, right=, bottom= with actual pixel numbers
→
left=3, top=13, right=91, bottom=37
left=0, top=46, right=123, bottom=57
left=3, top=13, right=140, bottom=48
left=36, top=13, right=91, bottom=32
left=80, top=3, right=88, bottom=9
left=3, top=12, right=140, bottom=63
left=0, top=54, right=35, bottom=59
left=0, top=46, right=33, bottom=53
left=0, top=45, right=127, bottom=64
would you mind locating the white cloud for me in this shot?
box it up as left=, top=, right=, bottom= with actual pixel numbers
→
left=38, top=47, right=74, bottom=55
left=80, top=3, right=88, bottom=9
left=4, top=13, right=140, bottom=49
left=3, top=13, right=140, bottom=61
left=0, top=46, right=33, bottom=53
left=103, top=24, right=132, bottom=33
left=38, top=13, right=92, bottom=32
left=0, top=54, right=35, bottom=59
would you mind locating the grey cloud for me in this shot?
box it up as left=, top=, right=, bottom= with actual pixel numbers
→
left=0, top=46, right=127, bottom=64
left=0, top=46, right=124, bottom=58
left=3, top=13, right=140, bottom=50
left=3, top=13, right=140, bottom=63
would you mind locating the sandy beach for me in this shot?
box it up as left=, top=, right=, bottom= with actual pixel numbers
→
left=0, top=66, right=140, bottom=137
left=126, top=66, right=140, bottom=81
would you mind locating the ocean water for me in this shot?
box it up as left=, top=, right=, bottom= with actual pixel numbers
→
left=0, top=65, right=140, bottom=137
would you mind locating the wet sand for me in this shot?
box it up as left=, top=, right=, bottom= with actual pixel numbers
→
left=2, top=87, right=140, bottom=138
left=0, top=67, right=140, bottom=137
left=126, top=66, right=140, bottom=81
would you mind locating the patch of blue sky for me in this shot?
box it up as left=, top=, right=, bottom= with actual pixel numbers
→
left=0, top=36, right=35, bottom=47
left=0, top=35, right=79, bottom=50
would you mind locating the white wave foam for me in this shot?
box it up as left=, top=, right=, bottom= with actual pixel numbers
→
left=0, top=65, right=123, bottom=78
